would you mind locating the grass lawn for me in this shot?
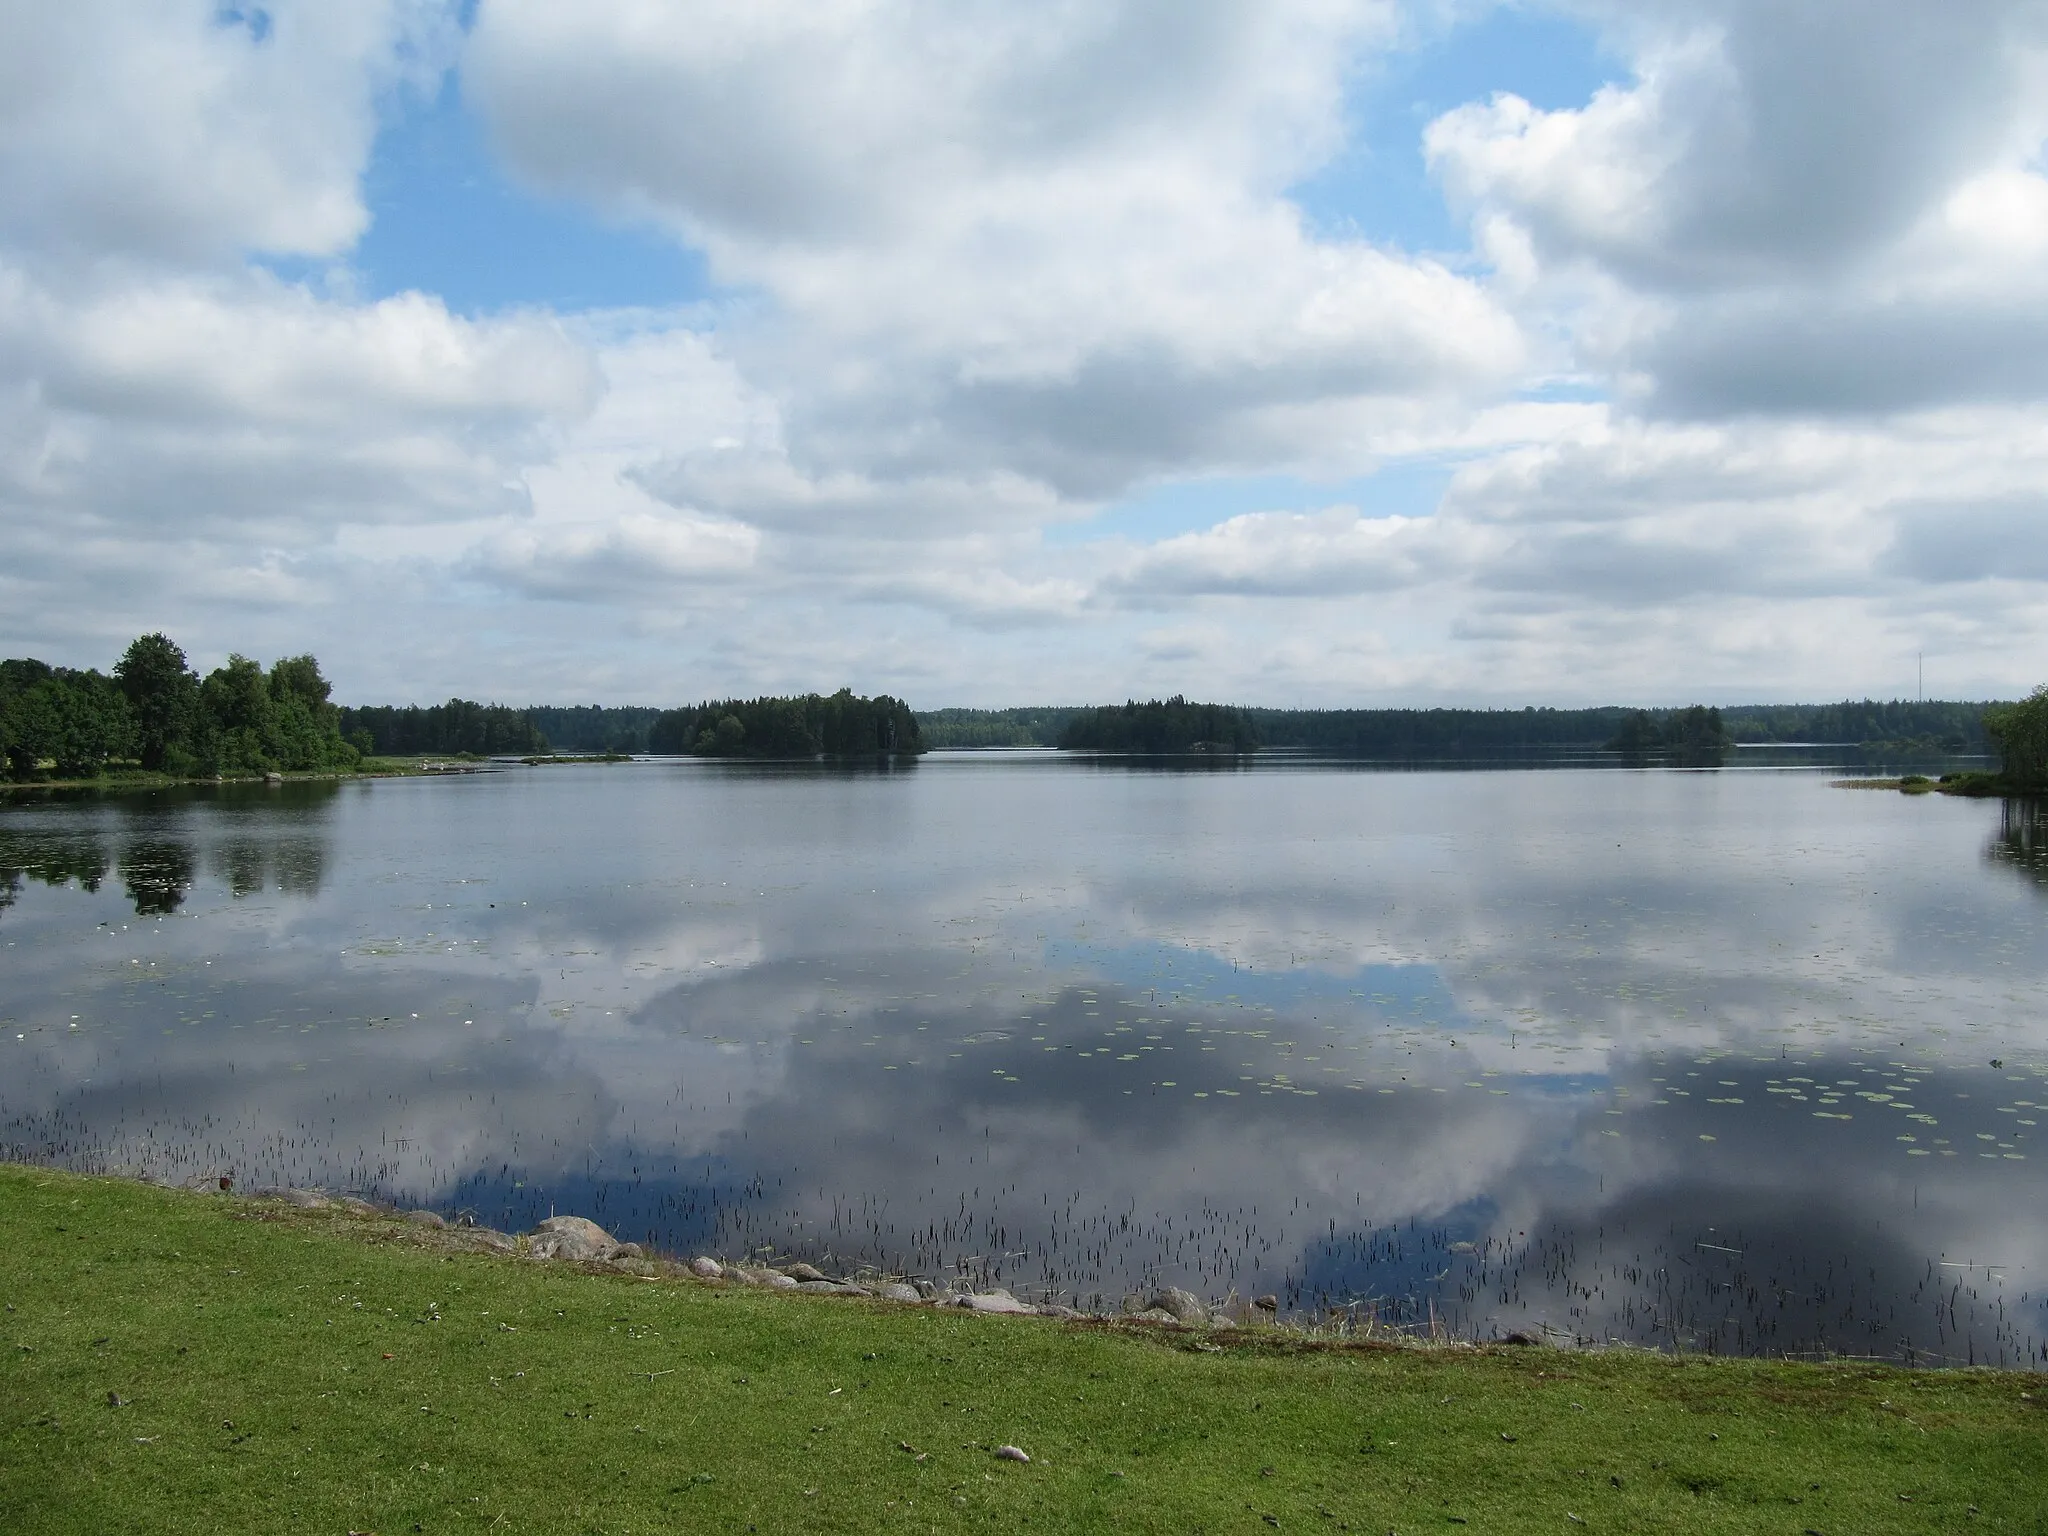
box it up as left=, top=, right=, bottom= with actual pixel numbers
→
left=3, top=1164, right=2043, bottom=1534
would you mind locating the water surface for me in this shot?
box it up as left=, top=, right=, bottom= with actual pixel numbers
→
left=4, top=758, right=2045, bottom=1365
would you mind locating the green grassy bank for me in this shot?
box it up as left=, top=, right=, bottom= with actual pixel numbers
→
left=3, top=1167, right=2043, bottom=1534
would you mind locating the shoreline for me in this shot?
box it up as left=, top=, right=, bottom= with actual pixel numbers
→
left=6, top=1161, right=2042, bottom=1534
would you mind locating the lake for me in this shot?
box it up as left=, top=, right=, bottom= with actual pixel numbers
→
left=4, top=756, right=2045, bottom=1366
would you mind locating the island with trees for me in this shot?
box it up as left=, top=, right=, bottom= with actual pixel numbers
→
left=647, top=691, right=923, bottom=758
left=1057, top=697, right=1260, bottom=753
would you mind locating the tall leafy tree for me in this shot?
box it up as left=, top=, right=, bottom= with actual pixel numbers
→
left=115, top=633, right=198, bottom=771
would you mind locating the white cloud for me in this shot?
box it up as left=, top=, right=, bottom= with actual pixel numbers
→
left=0, top=0, right=454, bottom=264
left=466, top=0, right=1525, bottom=497
left=2, top=0, right=2047, bottom=706
left=1108, top=507, right=1446, bottom=599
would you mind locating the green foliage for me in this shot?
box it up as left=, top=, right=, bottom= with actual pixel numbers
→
left=5, top=1167, right=2046, bottom=1536
left=0, top=637, right=359, bottom=782
left=1607, top=704, right=1733, bottom=766
left=917, top=707, right=1085, bottom=749
left=335, top=700, right=548, bottom=757
left=522, top=705, right=665, bottom=753
left=649, top=690, right=923, bottom=757
left=113, top=634, right=197, bottom=772
left=1984, top=685, right=2048, bottom=790
left=1058, top=697, right=1259, bottom=753
left=0, top=664, right=131, bottom=779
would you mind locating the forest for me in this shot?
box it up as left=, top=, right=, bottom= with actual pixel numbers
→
left=336, top=700, right=547, bottom=757
left=647, top=691, right=923, bottom=757
left=522, top=706, right=666, bottom=754
left=1058, top=698, right=1261, bottom=753
left=917, top=707, right=1084, bottom=749
left=0, top=634, right=359, bottom=782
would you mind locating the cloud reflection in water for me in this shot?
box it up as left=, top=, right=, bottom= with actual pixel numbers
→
left=1, top=761, right=2043, bottom=1365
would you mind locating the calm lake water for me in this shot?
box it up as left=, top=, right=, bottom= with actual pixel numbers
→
left=4, top=757, right=2045, bottom=1365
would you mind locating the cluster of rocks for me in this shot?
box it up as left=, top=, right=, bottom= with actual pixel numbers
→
left=239, top=1187, right=1266, bottom=1327
left=684, top=1254, right=1261, bottom=1327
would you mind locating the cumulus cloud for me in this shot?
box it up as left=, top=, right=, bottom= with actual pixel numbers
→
left=1427, top=0, right=2048, bottom=419
left=0, top=0, right=453, bottom=264
left=1107, top=507, right=1446, bottom=599
left=465, top=0, right=1526, bottom=496
left=4, top=0, right=2048, bottom=704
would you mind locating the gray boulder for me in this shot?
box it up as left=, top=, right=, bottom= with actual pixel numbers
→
left=276, top=1188, right=331, bottom=1209
left=466, top=1229, right=517, bottom=1254
left=1131, top=1307, right=1183, bottom=1326
left=405, top=1209, right=446, bottom=1229
left=875, top=1282, right=922, bottom=1303
left=525, top=1215, right=620, bottom=1262
left=964, top=1290, right=1036, bottom=1315
left=689, top=1256, right=723, bottom=1279
left=783, top=1262, right=829, bottom=1283
left=1149, top=1287, right=1207, bottom=1324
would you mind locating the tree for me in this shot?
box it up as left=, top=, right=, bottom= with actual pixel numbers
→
left=200, top=654, right=277, bottom=772
left=1985, top=686, right=2048, bottom=790
left=115, top=633, right=198, bottom=771
left=2, top=668, right=130, bottom=779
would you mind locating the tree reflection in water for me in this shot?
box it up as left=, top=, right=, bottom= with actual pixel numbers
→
left=1990, top=797, right=2048, bottom=890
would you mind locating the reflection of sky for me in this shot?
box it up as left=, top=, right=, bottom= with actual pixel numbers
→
left=2, top=762, right=2044, bottom=1366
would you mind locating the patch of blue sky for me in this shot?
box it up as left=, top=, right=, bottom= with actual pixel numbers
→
left=1289, top=4, right=1621, bottom=255
left=1046, top=935, right=1461, bottom=1017
left=269, top=72, right=714, bottom=316
left=1052, top=460, right=1456, bottom=547
left=213, top=5, right=273, bottom=45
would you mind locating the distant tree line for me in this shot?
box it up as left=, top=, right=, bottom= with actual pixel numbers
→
left=1229, top=700, right=2000, bottom=760
left=1058, top=698, right=1260, bottom=753
left=648, top=691, right=923, bottom=757
left=335, top=701, right=547, bottom=757
left=917, top=707, right=1084, bottom=749
left=1246, top=705, right=1629, bottom=757
left=1717, top=700, right=1990, bottom=752
left=522, top=706, right=666, bottom=754
left=0, top=634, right=358, bottom=782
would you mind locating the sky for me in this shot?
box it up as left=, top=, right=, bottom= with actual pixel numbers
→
left=3, top=1, right=2047, bottom=709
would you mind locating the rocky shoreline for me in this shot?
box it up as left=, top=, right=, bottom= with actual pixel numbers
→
left=235, top=1181, right=1274, bottom=1333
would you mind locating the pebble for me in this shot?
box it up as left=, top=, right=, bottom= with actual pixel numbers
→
left=995, top=1445, right=1031, bottom=1463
